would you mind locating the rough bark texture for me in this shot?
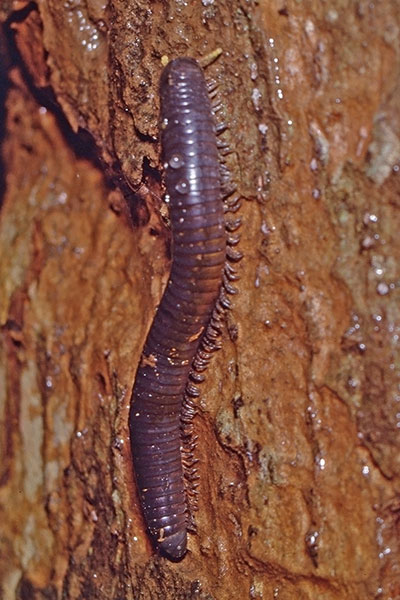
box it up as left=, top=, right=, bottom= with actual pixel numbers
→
left=1, top=1, right=399, bottom=599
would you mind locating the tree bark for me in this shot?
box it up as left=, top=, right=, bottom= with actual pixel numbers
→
left=1, top=1, right=399, bottom=598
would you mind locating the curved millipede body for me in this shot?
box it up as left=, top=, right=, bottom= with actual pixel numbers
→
left=129, top=58, right=226, bottom=560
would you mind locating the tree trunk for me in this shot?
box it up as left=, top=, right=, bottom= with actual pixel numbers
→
left=1, top=1, right=399, bottom=598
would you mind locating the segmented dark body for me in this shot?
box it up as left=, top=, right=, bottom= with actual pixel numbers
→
left=129, top=58, right=226, bottom=560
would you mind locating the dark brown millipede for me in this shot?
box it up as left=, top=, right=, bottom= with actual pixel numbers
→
left=129, top=56, right=241, bottom=560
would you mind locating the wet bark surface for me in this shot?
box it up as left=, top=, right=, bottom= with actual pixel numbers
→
left=0, top=1, right=399, bottom=598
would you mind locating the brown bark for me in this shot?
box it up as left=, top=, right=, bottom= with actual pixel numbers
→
left=1, top=1, right=399, bottom=598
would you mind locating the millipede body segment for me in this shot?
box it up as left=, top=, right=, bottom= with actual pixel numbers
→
left=129, top=58, right=226, bottom=560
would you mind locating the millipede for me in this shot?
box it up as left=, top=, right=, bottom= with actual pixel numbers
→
left=129, top=56, right=242, bottom=560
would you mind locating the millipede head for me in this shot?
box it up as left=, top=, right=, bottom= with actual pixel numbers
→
left=158, top=529, right=187, bottom=561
